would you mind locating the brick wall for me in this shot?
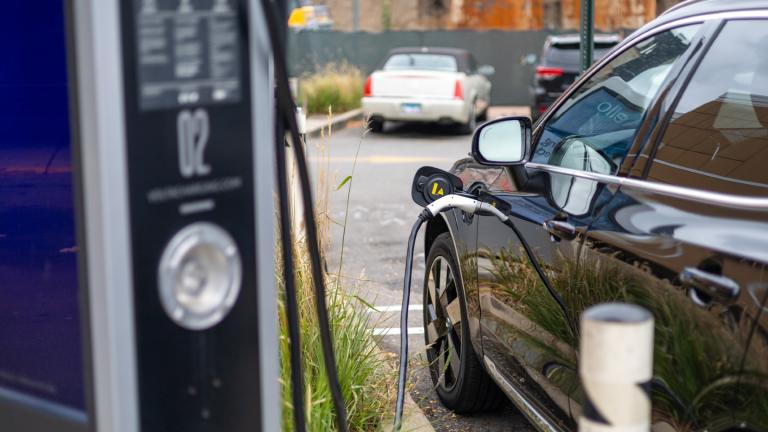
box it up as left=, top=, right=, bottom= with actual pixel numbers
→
left=320, top=0, right=681, bottom=32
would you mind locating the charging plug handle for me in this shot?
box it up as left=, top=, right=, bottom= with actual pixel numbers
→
left=425, top=194, right=509, bottom=221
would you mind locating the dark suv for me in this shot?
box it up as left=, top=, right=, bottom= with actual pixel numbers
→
left=530, top=33, right=620, bottom=119
left=422, top=1, right=768, bottom=430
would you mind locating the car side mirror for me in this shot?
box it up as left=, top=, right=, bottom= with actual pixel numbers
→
left=477, top=64, right=495, bottom=76
left=471, top=116, right=531, bottom=166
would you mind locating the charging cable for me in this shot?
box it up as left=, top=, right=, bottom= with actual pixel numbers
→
left=259, top=0, right=350, bottom=431
left=394, top=193, right=564, bottom=430
left=394, top=195, right=507, bottom=430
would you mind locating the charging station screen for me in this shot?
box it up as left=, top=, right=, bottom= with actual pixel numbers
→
left=0, top=1, right=87, bottom=422
left=135, top=0, right=243, bottom=110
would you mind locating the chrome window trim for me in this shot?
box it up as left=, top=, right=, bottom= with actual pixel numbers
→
left=526, top=162, right=768, bottom=211
left=653, top=159, right=768, bottom=190
left=534, top=9, right=768, bottom=131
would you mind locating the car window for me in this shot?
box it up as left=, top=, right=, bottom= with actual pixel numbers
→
left=533, top=25, right=701, bottom=173
left=382, top=54, right=458, bottom=72
left=647, top=20, right=768, bottom=197
left=468, top=54, right=477, bottom=73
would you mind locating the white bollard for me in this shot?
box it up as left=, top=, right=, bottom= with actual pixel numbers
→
left=289, top=77, right=300, bottom=100
left=579, top=303, right=654, bottom=432
left=288, top=107, right=307, bottom=235
left=296, top=106, right=307, bottom=135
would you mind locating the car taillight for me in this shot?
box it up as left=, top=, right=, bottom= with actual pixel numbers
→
left=538, top=105, right=548, bottom=114
left=363, top=76, right=373, bottom=97
left=535, top=66, right=563, bottom=80
left=453, top=80, right=464, bottom=100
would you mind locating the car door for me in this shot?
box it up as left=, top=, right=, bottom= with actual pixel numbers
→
left=475, top=24, right=704, bottom=429
left=585, top=19, right=768, bottom=430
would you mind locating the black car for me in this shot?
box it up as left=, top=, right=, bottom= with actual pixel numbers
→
left=421, top=1, right=768, bottom=430
left=530, top=33, right=620, bottom=120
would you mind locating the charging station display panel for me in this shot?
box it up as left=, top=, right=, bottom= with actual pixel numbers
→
left=136, top=0, right=243, bottom=110
left=0, top=1, right=89, bottom=430
left=121, top=0, right=261, bottom=429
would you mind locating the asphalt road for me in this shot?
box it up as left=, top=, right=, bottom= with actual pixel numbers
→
left=305, top=118, right=535, bottom=432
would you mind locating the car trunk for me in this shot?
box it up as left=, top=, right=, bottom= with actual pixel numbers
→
left=370, top=70, right=460, bottom=99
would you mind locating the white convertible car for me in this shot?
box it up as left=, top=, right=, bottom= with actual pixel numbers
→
left=362, top=47, right=493, bottom=134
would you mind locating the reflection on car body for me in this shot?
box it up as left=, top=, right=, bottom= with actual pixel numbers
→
left=530, top=33, right=621, bottom=119
left=420, top=2, right=768, bottom=431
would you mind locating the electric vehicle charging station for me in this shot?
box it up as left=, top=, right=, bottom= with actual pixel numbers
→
left=1, top=0, right=279, bottom=431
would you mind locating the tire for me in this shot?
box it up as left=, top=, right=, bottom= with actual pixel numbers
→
left=459, top=103, right=477, bottom=135
left=477, top=107, right=489, bottom=122
left=423, top=233, right=505, bottom=413
left=369, top=118, right=384, bottom=133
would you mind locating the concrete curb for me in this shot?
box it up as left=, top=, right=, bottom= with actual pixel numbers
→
left=378, top=393, right=435, bottom=432
left=375, top=345, right=435, bottom=432
left=403, top=393, right=437, bottom=432
left=305, top=108, right=364, bottom=138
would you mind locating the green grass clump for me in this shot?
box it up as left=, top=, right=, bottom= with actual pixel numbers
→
left=277, top=124, right=394, bottom=431
left=299, top=64, right=363, bottom=115
left=277, top=246, right=394, bottom=431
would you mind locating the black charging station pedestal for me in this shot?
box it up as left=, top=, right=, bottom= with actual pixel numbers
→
left=1, top=0, right=278, bottom=431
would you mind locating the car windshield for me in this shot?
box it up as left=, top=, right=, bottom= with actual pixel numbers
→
left=543, top=41, right=617, bottom=68
left=383, top=54, right=458, bottom=72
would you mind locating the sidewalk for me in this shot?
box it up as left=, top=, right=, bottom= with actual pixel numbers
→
left=487, top=105, right=531, bottom=119
left=304, top=108, right=363, bottom=137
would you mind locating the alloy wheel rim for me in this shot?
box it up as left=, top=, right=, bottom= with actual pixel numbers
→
left=424, top=256, right=463, bottom=391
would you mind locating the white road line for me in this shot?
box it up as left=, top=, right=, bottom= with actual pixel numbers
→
left=372, top=327, right=425, bottom=336
left=368, top=304, right=423, bottom=313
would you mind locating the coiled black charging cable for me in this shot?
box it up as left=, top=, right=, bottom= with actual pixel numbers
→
left=259, top=0, right=350, bottom=431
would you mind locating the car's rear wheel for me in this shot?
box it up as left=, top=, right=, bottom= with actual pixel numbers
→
left=369, top=118, right=384, bottom=133
left=459, top=103, right=477, bottom=134
left=423, top=233, right=505, bottom=413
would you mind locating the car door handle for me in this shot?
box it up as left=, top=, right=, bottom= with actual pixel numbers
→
left=544, top=220, right=576, bottom=241
left=680, top=267, right=740, bottom=307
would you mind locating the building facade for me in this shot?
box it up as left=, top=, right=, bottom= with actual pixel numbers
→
left=321, top=0, right=683, bottom=32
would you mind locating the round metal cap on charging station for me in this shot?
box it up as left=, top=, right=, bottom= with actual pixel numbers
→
left=158, top=222, right=242, bottom=330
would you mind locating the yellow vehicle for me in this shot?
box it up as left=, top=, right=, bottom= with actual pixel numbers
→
left=288, top=5, right=333, bottom=30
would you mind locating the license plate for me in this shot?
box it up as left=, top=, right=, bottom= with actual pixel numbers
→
left=401, top=103, right=422, bottom=113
